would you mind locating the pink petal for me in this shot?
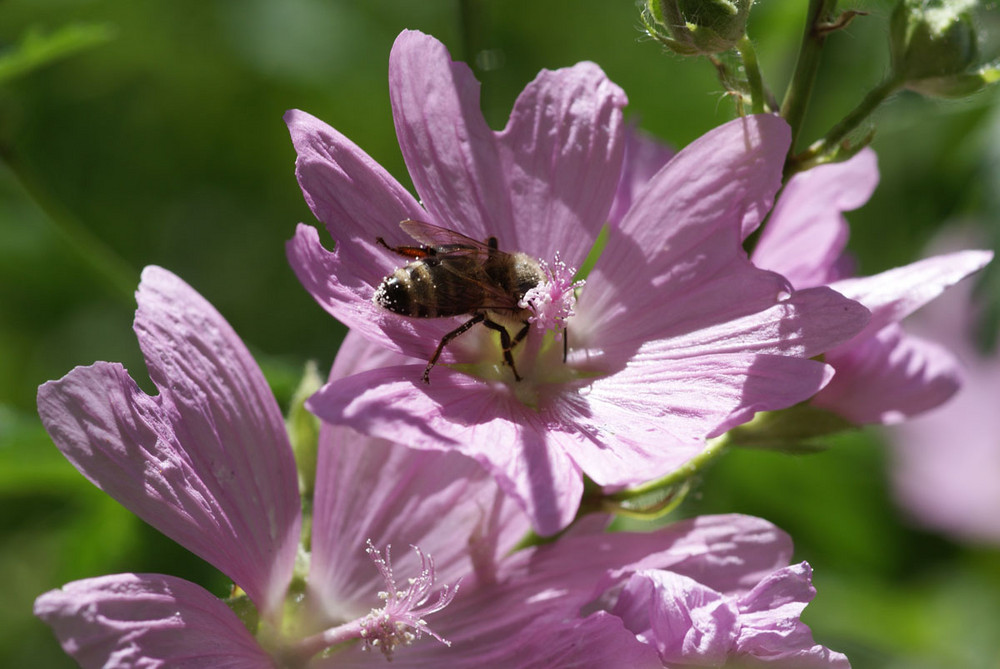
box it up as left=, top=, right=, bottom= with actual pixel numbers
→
left=446, top=513, right=790, bottom=611
left=609, top=562, right=850, bottom=668
left=284, top=109, right=480, bottom=362
left=306, top=365, right=583, bottom=536
left=734, top=563, right=851, bottom=668
left=611, top=570, right=739, bottom=666
left=496, top=61, right=627, bottom=266
left=389, top=30, right=510, bottom=241
left=311, top=332, right=532, bottom=617
left=364, top=515, right=783, bottom=667
left=828, top=249, right=993, bottom=339
left=285, top=108, right=425, bottom=279
left=285, top=222, right=383, bottom=329
left=575, top=354, right=835, bottom=485
left=577, top=252, right=793, bottom=358
left=312, top=610, right=659, bottom=669
left=578, top=114, right=792, bottom=349
left=883, top=232, right=1000, bottom=541
left=752, top=149, right=879, bottom=287
left=503, top=612, right=661, bottom=669
left=564, top=285, right=868, bottom=485
left=812, top=324, right=962, bottom=424
left=285, top=109, right=490, bottom=362
left=329, top=327, right=419, bottom=378
left=593, top=113, right=788, bottom=286
left=35, top=573, right=272, bottom=669
left=640, top=285, right=871, bottom=362
left=36, top=267, right=300, bottom=617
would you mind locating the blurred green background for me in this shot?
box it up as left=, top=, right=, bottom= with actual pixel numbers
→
left=2, top=1, right=998, bottom=667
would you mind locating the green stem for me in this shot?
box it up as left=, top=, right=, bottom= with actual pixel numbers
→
left=608, top=434, right=730, bottom=506
left=738, top=37, right=766, bottom=114
left=511, top=435, right=732, bottom=550
left=780, top=0, right=839, bottom=153
left=787, top=75, right=901, bottom=175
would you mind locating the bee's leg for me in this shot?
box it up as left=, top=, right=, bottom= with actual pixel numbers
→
left=483, top=319, right=532, bottom=382
left=562, top=327, right=568, bottom=363
left=482, top=319, right=520, bottom=381
left=376, top=237, right=434, bottom=260
left=423, top=313, right=485, bottom=384
left=511, top=321, right=531, bottom=349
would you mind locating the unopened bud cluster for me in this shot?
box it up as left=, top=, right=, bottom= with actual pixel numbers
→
left=890, top=0, right=999, bottom=97
left=642, top=0, right=753, bottom=55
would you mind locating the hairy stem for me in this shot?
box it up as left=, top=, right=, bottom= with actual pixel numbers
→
left=787, top=75, right=901, bottom=175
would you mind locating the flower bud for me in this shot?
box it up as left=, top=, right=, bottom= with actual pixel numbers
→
left=890, top=0, right=997, bottom=97
left=643, top=0, right=754, bottom=56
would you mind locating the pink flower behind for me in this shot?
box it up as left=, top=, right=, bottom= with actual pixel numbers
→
left=288, top=30, right=871, bottom=535
left=889, top=231, right=1000, bottom=544
left=607, top=126, right=676, bottom=227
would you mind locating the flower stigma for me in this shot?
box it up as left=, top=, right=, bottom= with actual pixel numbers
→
left=282, top=540, right=458, bottom=664
left=359, top=540, right=459, bottom=660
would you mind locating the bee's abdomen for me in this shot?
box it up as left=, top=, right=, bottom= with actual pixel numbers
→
left=374, top=273, right=415, bottom=315
left=374, top=262, right=475, bottom=318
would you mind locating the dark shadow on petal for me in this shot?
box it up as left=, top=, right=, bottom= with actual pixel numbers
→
left=728, top=354, right=833, bottom=436
left=514, top=421, right=565, bottom=536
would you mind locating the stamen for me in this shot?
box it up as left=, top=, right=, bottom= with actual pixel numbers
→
left=359, top=540, right=460, bottom=660
left=520, top=254, right=584, bottom=336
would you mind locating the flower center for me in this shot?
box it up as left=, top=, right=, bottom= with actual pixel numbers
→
left=452, top=255, right=586, bottom=396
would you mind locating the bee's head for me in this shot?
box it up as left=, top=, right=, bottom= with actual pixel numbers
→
left=512, top=254, right=547, bottom=301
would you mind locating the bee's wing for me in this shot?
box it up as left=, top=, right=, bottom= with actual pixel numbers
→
left=399, top=219, right=494, bottom=255
left=398, top=220, right=524, bottom=313
left=433, top=256, right=525, bottom=313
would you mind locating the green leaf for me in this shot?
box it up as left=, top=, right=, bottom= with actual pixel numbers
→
left=0, top=23, right=115, bottom=86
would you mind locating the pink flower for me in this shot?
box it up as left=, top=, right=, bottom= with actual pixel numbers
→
left=751, top=150, right=993, bottom=424
left=888, top=231, right=1000, bottom=544
left=33, top=276, right=848, bottom=666
left=287, top=30, right=871, bottom=535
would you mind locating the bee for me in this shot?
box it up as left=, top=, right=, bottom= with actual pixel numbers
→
left=374, top=219, right=547, bottom=384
